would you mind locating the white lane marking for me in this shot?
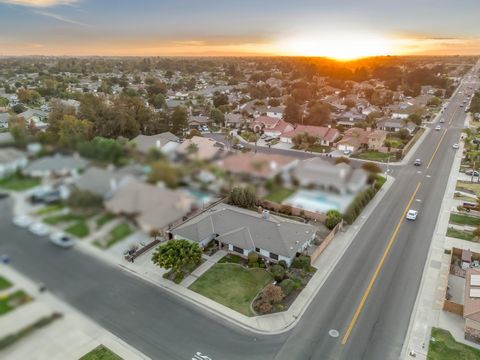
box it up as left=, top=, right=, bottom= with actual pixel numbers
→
left=416, top=199, right=422, bottom=202
left=426, top=175, right=431, bottom=178
left=417, top=171, right=422, bottom=174
left=193, top=352, right=213, bottom=360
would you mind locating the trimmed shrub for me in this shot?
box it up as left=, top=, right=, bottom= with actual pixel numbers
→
left=325, top=210, right=342, bottom=230
left=279, top=279, right=295, bottom=296
left=270, top=264, right=286, bottom=281
left=278, top=260, right=288, bottom=269
left=248, top=252, right=259, bottom=267
left=292, top=255, right=311, bottom=270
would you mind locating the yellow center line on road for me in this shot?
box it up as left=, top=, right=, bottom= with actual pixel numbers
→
left=341, top=182, right=422, bottom=345
left=426, top=129, right=447, bottom=169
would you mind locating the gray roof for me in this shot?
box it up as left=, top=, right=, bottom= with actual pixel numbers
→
left=131, top=132, right=179, bottom=153
left=18, top=108, right=48, bottom=120
left=24, top=154, right=87, bottom=173
left=0, top=147, right=25, bottom=165
left=172, top=203, right=315, bottom=258
left=74, top=167, right=134, bottom=197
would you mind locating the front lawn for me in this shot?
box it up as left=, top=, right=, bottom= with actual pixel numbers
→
left=0, top=276, right=12, bottom=291
left=95, top=222, right=133, bottom=248
left=79, top=345, right=123, bottom=360
left=293, top=144, right=331, bottom=153
left=446, top=227, right=475, bottom=241
left=189, top=263, right=273, bottom=316
left=0, top=290, right=32, bottom=316
left=0, top=174, right=40, bottom=191
left=352, top=151, right=395, bottom=162
left=264, top=187, right=295, bottom=203
left=449, top=213, right=480, bottom=226
left=428, top=327, right=480, bottom=360
left=96, top=212, right=115, bottom=229
left=43, top=213, right=85, bottom=225
left=34, top=204, right=64, bottom=216
left=65, top=221, right=90, bottom=238
left=457, top=181, right=480, bottom=197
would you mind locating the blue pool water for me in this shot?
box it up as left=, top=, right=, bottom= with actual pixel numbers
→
left=283, top=190, right=353, bottom=214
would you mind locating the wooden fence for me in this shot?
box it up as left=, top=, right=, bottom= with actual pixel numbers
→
left=309, top=221, right=343, bottom=262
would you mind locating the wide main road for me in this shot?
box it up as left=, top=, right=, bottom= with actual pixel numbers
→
left=0, top=62, right=478, bottom=360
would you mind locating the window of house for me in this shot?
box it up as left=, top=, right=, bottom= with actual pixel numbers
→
left=270, top=252, right=279, bottom=260
left=233, top=246, right=244, bottom=254
left=255, top=247, right=260, bottom=253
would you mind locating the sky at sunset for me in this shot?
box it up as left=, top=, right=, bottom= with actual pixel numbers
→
left=1, top=0, right=480, bottom=59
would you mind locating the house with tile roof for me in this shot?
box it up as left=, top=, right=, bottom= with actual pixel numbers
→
left=250, top=116, right=293, bottom=137
left=280, top=125, right=340, bottom=146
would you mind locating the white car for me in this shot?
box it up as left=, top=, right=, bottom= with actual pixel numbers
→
left=13, top=215, right=33, bottom=228
left=435, top=125, right=441, bottom=131
left=452, top=143, right=459, bottom=149
left=50, top=232, right=75, bottom=248
left=406, top=210, right=418, bottom=221
left=343, top=150, right=352, bottom=155
left=29, top=222, right=50, bottom=236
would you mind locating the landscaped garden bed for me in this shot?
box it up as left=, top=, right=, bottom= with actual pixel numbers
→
left=446, top=227, right=475, bottom=241
left=0, top=290, right=32, bottom=316
left=80, top=345, right=123, bottom=360
left=93, top=222, right=133, bottom=248
left=0, top=276, right=12, bottom=291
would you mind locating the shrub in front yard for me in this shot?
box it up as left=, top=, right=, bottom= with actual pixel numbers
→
left=292, top=255, right=311, bottom=270
left=325, top=210, right=342, bottom=230
left=270, top=264, right=286, bottom=281
left=151, top=239, right=202, bottom=277
left=279, top=279, right=295, bottom=296
left=248, top=252, right=259, bottom=267
left=254, top=284, right=285, bottom=314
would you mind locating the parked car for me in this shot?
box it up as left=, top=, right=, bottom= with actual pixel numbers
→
left=30, top=189, right=61, bottom=205
left=440, top=118, right=445, bottom=123
left=29, top=222, right=50, bottom=236
left=452, top=143, right=459, bottom=149
left=414, top=159, right=422, bottom=166
left=465, top=169, right=480, bottom=176
left=13, top=215, right=33, bottom=228
left=233, top=143, right=245, bottom=150
left=435, top=125, right=441, bottom=131
left=343, top=150, right=352, bottom=155
left=50, top=232, right=75, bottom=248
left=406, top=209, right=418, bottom=220
left=463, top=202, right=477, bottom=212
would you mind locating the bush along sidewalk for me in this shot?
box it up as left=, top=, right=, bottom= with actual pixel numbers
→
left=343, top=175, right=386, bottom=224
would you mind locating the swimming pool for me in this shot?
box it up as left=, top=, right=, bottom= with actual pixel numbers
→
left=283, top=189, right=353, bottom=214
left=186, top=188, right=214, bottom=206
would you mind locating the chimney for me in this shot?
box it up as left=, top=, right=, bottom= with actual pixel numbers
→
left=262, top=209, right=270, bottom=220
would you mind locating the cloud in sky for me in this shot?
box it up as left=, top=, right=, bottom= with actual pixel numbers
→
left=0, top=0, right=78, bottom=7
left=35, top=9, right=87, bottom=25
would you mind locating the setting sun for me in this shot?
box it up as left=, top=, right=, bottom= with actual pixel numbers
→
left=275, top=33, right=393, bottom=60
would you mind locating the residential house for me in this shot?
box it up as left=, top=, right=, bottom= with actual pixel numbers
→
left=171, top=203, right=316, bottom=267
left=224, top=113, right=247, bottom=128
left=105, top=179, right=194, bottom=233
left=291, top=158, right=368, bottom=196
left=367, top=129, right=388, bottom=151
left=23, top=154, right=87, bottom=177
left=73, top=166, right=141, bottom=199
left=176, top=136, right=225, bottom=161
left=464, top=268, right=480, bottom=343
left=0, top=148, right=27, bottom=178
left=377, top=118, right=417, bottom=134
left=389, top=104, right=423, bottom=120
left=131, top=132, right=180, bottom=155
left=336, top=128, right=387, bottom=152
left=266, top=106, right=285, bottom=119
left=188, top=115, right=211, bottom=129
left=17, top=109, right=49, bottom=129
left=280, top=125, right=339, bottom=146
left=217, top=152, right=298, bottom=180
left=250, top=116, right=293, bottom=137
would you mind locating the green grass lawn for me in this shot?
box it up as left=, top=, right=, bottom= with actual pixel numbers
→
left=264, top=187, right=295, bottom=203
left=79, top=345, right=123, bottom=360
left=43, top=213, right=86, bottom=225
left=428, top=327, right=480, bottom=360
left=96, top=213, right=115, bottom=229
left=189, top=263, right=273, bottom=316
left=0, top=174, right=40, bottom=191
left=218, top=254, right=243, bottom=264
left=446, top=227, right=475, bottom=241
left=95, top=222, right=133, bottom=248
left=0, top=276, right=12, bottom=291
left=293, top=144, right=331, bottom=153
left=34, top=204, right=65, bottom=216
left=0, top=290, right=31, bottom=316
left=65, top=221, right=90, bottom=238
left=375, top=175, right=387, bottom=188
left=457, top=181, right=480, bottom=197
left=352, top=151, right=395, bottom=162
left=450, top=213, right=480, bottom=226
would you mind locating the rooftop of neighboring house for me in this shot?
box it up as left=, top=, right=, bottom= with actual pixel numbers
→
left=225, top=113, right=244, bottom=123
left=17, top=108, right=49, bottom=120
left=24, top=153, right=87, bottom=173
left=176, top=136, right=224, bottom=161
left=281, top=125, right=339, bottom=142
left=105, top=178, right=194, bottom=231
left=131, top=132, right=180, bottom=154
left=217, top=152, right=297, bottom=179
left=464, top=268, right=480, bottom=323
left=171, top=203, right=316, bottom=258
left=73, top=166, right=140, bottom=197
left=0, top=147, right=26, bottom=164
left=251, top=116, right=292, bottom=134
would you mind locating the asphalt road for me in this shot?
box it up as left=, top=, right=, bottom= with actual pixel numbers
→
left=0, top=63, right=478, bottom=360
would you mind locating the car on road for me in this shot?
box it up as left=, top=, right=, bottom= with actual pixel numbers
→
left=13, top=215, right=33, bottom=228
left=406, top=210, right=418, bottom=221
left=435, top=125, right=441, bottom=131
left=465, top=169, right=480, bottom=176
left=28, top=222, right=50, bottom=236
left=452, top=143, right=459, bottom=149
left=414, top=159, right=422, bottom=166
left=232, top=143, right=245, bottom=150
left=439, top=118, right=445, bottom=123
left=50, top=232, right=75, bottom=248
left=343, top=149, right=352, bottom=155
